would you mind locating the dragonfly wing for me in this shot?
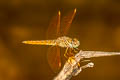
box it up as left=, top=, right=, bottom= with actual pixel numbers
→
left=47, top=46, right=61, bottom=72
left=46, top=11, right=61, bottom=72
left=61, top=8, right=76, bottom=36
left=46, top=11, right=61, bottom=39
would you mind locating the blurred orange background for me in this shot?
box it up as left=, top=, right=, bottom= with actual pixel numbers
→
left=0, top=0, right=120, bottom=80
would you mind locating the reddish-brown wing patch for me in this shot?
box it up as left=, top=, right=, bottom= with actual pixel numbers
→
left=47, top=46, right=61, bottom=72
left=60, top=8, right=76, bottom=36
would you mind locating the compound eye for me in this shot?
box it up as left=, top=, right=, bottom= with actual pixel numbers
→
left=73, top=38, right=80, bottom=46
left=72, top=38, right=77, bottom=45
left=73, top=38, right=77, bottom=42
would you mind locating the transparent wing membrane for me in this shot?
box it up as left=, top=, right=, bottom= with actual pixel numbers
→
left=46, top=11, right=61, bottom=72
left=60, top=8, right=76, bottom=36
left=47, top=46, right=61, bottom=72
left=46, top=11, right=61, bottom=39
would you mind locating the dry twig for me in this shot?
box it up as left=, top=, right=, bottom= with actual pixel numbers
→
left=54, top=50, right=120, bottom=80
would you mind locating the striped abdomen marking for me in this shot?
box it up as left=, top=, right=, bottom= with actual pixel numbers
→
left=22, top=40, right=56, bottom=46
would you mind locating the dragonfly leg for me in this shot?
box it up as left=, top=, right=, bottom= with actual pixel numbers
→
left=73, top=48, right=79, bottom=53
left=64, top=47, right=69, bottom=58
left=67, top=56, right=75, bottom=64
left=67, top=56, right=81, bottom=68
left=64, top=47, right=75, bottom=58
left=77, top=62, right=80, bottom=67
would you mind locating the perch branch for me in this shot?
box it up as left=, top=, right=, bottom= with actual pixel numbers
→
left=53, top=50, right=120, bottom=80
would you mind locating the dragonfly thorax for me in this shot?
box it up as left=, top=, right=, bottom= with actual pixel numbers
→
left=56, top=36, right=80, bottom=48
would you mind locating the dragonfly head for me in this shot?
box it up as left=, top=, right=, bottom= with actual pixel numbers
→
left=72, top=38, right=80, bottom=48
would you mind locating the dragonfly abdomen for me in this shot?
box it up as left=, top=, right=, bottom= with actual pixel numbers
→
left=22, top=40, right=56, bottom=45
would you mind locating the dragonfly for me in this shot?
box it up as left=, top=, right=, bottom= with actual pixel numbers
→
left=22, top=8, right=80, bottom=72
